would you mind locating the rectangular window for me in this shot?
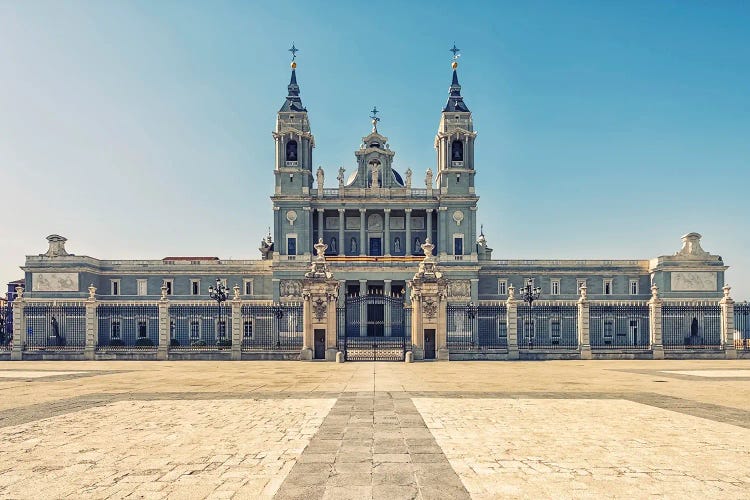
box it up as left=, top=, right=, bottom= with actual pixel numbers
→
left=137, top=320, right=147, bottom=338
left=137, top=279, right=148, bottom=296
left=498, top=279, right=508, bottom=296
left=244, top=279, right=254, bottom=296
left=576, top=279, right=587, bottom=294
left=498, top=319, right=507, bottom=338
left=454, top=236, right=463, bottom=256
left=603, top=319, right=614, bottom=339
left=111, top=320, right=121, bottom=339
left=163, top=279, right=173, bottom=296
left=629, top=279, right=639, bottom=295
left=603, top=279, right=613, bottom=295
left=244, top=320, right=253, bottom=338
left=190, top=320, right=200, bottom=339
left=550, top=279, right=560, bottom=296
left=110, top=279, right=120, bottom=296
left=550, top=319, right=561, bottom=344
left=191, top=280, right=200, bottom=296
left=287, top=237, right=297, bottom=256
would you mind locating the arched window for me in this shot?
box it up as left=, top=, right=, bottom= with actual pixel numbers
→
left=286, top=140, right=298, bottom=162
left=451, top=140, right=464, bottom=162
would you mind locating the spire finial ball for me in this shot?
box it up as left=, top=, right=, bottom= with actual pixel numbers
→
left=451, top=61, right=458, bottom=70
left=291, top=61, right=297, bottom=69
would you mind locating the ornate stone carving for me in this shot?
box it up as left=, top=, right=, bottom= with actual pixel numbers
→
left=312, top=297, right=327, bottom=321
left=233, top=284, right=241, bottom=300
left=452, top=210, right=464, bottom=226
left=671, top=272, right=717, bottom=291
left=41, top=234, right=70, bottom=257
left=507, top=284, right=515, bottom=300
left=286, top=210, right=297, bottom=226
left=259, top=232, right=274, bottom=260
left=423, top=298, right=437, bottom=319
left=448, top=280, right=471, bottom=298
left=675, top=232, right=710, bottom=258
left=650, top=285, right=659, bottom=300
left=316, top=166, right=324, bottom=189
left=280, top=280, right=303, bottom=297
left=579, top=283, right=587, bottom=300
left=405, top=168, right=412, bottom=188
left=15, top=285, right=24, bottom=299
left=368, top=214, right=383, bottom=231
left=337, top=167, right=345, bottom=188
left=88, top=284, right=97, bottom=300
left=425, top=168, right=433, bottom=188
left=32, top=273, right=78, bottom=292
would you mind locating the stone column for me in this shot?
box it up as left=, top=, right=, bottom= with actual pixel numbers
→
left=301, top=290, right=313, bottom=360
left=317, top=208, right=324, bottom=243
left=408, top=239, right=447, bottom=361
left=437, top=287, right=449, bottom=360
left=648, top=285, right=664, bottom=360
left=506, top=286, right=519, bottom=360
left=359, top=279, right=367, bottom=336
left=384, top=208, right=391, bottom=256
left=359, top=208, right=366, bottom=256
left=720, top=285, right=737, bottom=359
left=411, top=293, right=424, bottom=359
left=300, top=239, right=340, bottom=361
left=426, top=209, right=433, bottom=245
left=273, top=207, right=281, bottom=256
left=11, top=286, right=25, bottom=361
left=578, top=285, right=591, bottom=360
left=438, top=207, right=447, bottom=256
left=157, top=284, right=169, bottom=360
left=84, top=284, right=97, bottom=360
left=326, top=290, right=338, bottom=360
left=338, top=209, right=345, bottom=256
left=384, top=280, right=392, bottom=337
left=405, top=208, right=412, bottom=255
left=231, top=285, right=242, bottom=361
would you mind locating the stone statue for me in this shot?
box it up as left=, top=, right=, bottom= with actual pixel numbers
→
left=425, top=168, right=433, bottom=189
left=394, top=237, right=401, bottom=253
left=371, top=164, right=380, bottom=188
left=405, top=168, right=412, bottom=189
left=316, top=166, right=324, bottom=188
left=350, top=237, right=357, bottom=255
left=259, top=232, right=274, bottom=260
left=337, top=167, right=345, bottom=188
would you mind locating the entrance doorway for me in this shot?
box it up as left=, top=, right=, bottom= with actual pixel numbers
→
left=369, top=238, right=382, bottom=256
left=314, top=329, right=326, bottom=359
left=424, top=329, right=436, bottom=360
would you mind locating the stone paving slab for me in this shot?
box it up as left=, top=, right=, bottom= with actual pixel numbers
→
left=0, top=398, right=334, bottom=499
left=413, top=397, right=750, bottom=500
left=662, top=369, right=750, bottom=378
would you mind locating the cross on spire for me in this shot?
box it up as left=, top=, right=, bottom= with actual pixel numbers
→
left=450, top=43, right=461, bottom=60
left=370, top=106, right=380, bottom=132
left=289, top=43, right=299, bottom=61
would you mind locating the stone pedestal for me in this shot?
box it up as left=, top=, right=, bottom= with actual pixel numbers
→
left=578, top=286, right=591, bottom=360
left=231, top=294, right=242, bottom=361
left=301, top=239, right=340, bottom=361
left=11, top=286, right=24, bottom=361
left=84, top=285, right=97, bottom=360
left=720, top=285, right=737, bottom=360
left=408, top=239, right=449, bottom=361
left=649, top=285, right=664, bottom=360
left=505, top=289, right=519, bottom=360
left=157, top=290, right=169, bottom=361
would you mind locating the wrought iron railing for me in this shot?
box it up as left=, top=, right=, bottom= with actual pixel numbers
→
left=447, top=304, right=507, bottom=350
left=734, top=302, right=750, bottom=350
left=241, top=303, right=303, bottom=351
left=23, top=303, right=86, bottom=351
left=590, top=303, right=650, bottom=350
left=662, top=303, right=721, bottom=349
left=168, top=304, right=232, bottom=350
left=0, top=306, right=12, bottom=351
left=96, top=304, right=159, bottom=350
left=517, top=304, right=578, bottom=350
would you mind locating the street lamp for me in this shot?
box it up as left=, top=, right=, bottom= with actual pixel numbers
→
left=272, top=305, right=284, bottom=349
left=519, top=279, right=541, bottom=349
left=465, top=301, right=477, bottom=349
left=208, top=278, right=230, bottom=344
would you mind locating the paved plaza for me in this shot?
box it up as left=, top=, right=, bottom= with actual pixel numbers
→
left=0, top=360, right=749, bottom=499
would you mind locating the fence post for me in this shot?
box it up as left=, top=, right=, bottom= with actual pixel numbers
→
left=84, top=284, right=97, bottom=360
left=649, top=285, right=664, bottom=359
left=11, top=286, right=25, bottom=361
left=231, top=286, right=242, bottom=361
left=720, top=285, right=737, bottom=359
left=506, top=286, right=519, bottom=360
left=578, top=285, right=591, bottom=359
left=157, top=284, right=169, bottom=361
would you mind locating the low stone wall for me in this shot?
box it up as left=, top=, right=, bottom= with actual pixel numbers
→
left=449, top=351, right=509, bottom=361
left=519, top=350, right=580, bottom=361
left=592, top=350, right=654, bottom=360
left=664, top=350, right=726, bottom=360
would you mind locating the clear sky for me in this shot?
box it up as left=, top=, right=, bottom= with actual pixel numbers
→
left=2, top=1, right=749, bottom=298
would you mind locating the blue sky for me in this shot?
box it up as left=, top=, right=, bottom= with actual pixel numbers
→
left=1, top=1, right=749, bottom=298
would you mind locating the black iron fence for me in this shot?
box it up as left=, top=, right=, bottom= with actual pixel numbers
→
left=23, top=303, right=86, bottom=351
left=734, top=302, right=750, bottom=350
left=662, top=303, right=722, bottom=349
left=590, top=304, right=650, bottom=350
left=447, top=304, right=508, bottom=350
left=96, top=304, right=159, bottom=350
left=241, top=303, right=303, bottom=351
left=169, top=304, right=232, bottom=350
left=0, top=306, right=11, bottom=351
left=517, top=304, right=578, bottom=350
left=337, top=295, right=410, bottom=361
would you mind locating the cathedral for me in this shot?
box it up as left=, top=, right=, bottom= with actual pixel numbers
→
left=8, top=47, right=737, bottom=362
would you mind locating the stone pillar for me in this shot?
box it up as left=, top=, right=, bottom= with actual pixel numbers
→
left=338, top=209, right=345, bottom=256
left=411, top=292, right=424, bottom=359
left=720, top=285, right=737, bottom=359
left=649, top=285, right=664, bottom=360
left=301, top=291, right=313, bottom=360
left=408, top=239, right=448, bottom=361
left=84, top=284, right=97, bottom=360
left=11, top=286, right=25, bottom=361
left=157, top=284, right=170, bottom=360
left=359, top=208, right=366, bottom=256
left=426, top=209, right=433, bottom=245
left=301, top=239, right=340, bottom=361
left=438, top=207, right=447, bottom=256
left=405, top=208, right=413, bottom=256
left=506, top=286, right=519, bottom=360
left=578, top=285, right=591, bottom=360
left=384, top=208, right=391, bottom=256
left=437, top=287, right=449, bottom=360
left=317, top=208, right=324, bottom=243
left=325, top=290, right=338, bottom=360
left=384, top=280, right=392, bottom=337
left=359, top=279, right=367, bottom=336
left=231, top=285, right=242, bottom=361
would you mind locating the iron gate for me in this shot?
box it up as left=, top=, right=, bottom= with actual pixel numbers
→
left=338, top=294, right=410, bottom=361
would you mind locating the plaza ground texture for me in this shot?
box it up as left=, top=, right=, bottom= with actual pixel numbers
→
left=0, top=359, right=749, bottom=499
